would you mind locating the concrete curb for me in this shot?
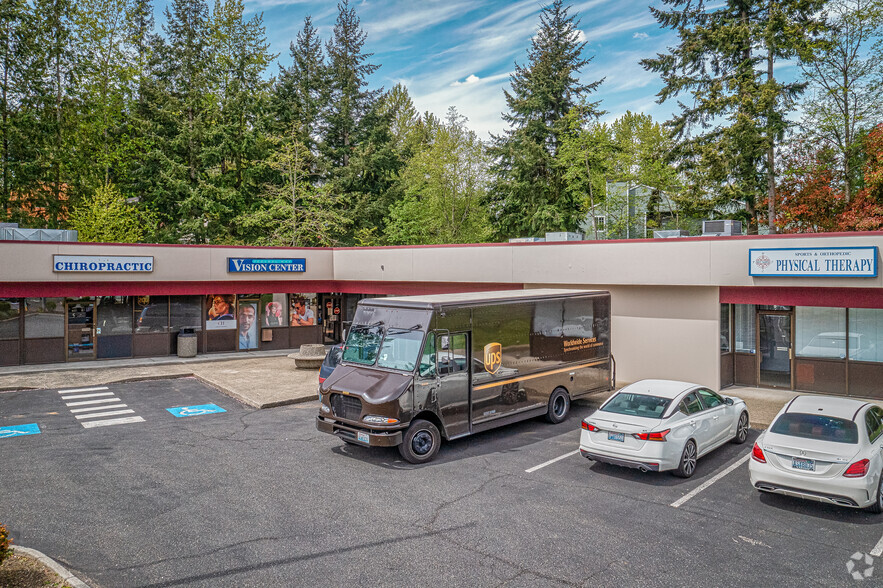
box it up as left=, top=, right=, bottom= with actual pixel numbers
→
left=189, top=374, right=318, bottom=409
left=13, top=546, right=90, bottom=588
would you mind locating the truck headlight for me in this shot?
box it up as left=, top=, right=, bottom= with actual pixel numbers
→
left=363, top=415, right=399, bottom=425
left=320, top=404, right=330, bottom=413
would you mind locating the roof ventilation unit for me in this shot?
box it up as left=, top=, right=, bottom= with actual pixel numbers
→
left=702, top=220, right=742, bottom=236
left=544, top=232, right=583, bottom=242
left=653, top=230, right=689, bottom=239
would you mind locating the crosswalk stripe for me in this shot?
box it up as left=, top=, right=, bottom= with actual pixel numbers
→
left=58, top=386, right=108, bottom=394
left=61, top=392, right=115, bottom=400
left=69, top=404, right=128, bottom=414
left=81, top=416, right=145, bottom=428
left=76, top=409, right=135, bottom=420
left=66, top=398, right=121, bottom=407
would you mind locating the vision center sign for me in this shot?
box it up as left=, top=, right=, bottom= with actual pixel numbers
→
left=749, top=247, right=878, bottom=277
left=227, top=258, right=306, bottom=273
left=54, top=255, right=153, bottom=273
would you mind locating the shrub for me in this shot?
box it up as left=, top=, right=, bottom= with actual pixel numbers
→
left=0, top=523, right=12, bottom=565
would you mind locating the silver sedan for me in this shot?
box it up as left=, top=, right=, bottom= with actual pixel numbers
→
left=580, top=380, right=750, bottom=477
left=749, top=395, right=883, bottom=513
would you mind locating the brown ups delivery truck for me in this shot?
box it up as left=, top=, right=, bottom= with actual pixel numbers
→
left=316, top=289, right=614, bottom=463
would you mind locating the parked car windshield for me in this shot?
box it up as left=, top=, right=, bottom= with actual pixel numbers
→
left=770, top=413, right=859, bottom=444
left=601, top=393, right=672, bottom=419
left=376, top=328, right=424, bottom=372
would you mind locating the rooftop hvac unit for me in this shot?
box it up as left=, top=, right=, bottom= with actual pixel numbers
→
left=0, top=227, right=79, bottom=242
left=702, top=220, right=742, bottom=236
left=544, top=232, right=583, bottom=242
left=653, top=230, right=690, bottom=239
left=508, top=237, right=546, bottom=243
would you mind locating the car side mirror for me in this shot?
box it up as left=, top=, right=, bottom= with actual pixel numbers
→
left=725, top=397, right=734, bottom=406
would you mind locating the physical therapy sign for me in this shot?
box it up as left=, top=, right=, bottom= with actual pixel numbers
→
left=749, top=247, right=878, bottom=277
left=227, top=258, right=306, bottom=273
left=53, top=255, right=154, bottom=273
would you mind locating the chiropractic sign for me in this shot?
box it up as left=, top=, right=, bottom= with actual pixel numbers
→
left=53, top=255, right=154, bottom=273
left=227, top=258, right=306, bottom=273
left=749, top=247, right=878, bottom=277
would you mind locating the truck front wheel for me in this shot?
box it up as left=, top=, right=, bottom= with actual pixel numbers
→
left=398, top=419, right=441, bottom=464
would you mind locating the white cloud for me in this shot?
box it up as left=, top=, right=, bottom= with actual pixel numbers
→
left=633, top=32, right=649, bottom=40
left=583, top=14, right=656, bottom=42
left=575, top=30, right=587, bottom=43
left=451, top=74, right=481, bottom=86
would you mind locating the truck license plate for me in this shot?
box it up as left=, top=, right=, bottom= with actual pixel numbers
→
left=357, top=431, right=369, bottom=444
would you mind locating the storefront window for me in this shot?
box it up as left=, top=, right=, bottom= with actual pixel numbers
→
left=24, top=298, right=64, bottom=338
left=290, top=293, right=318, bottom=327
left=734, top=304, right=755, bottom=353
left=260, top=293, right=288, bottom=327
left=205, top=295, right=235, bottom=330
left=170, top=296, right=202, bottom=333
left=720, top=304, right=731, bottom=353
left=848, top=309, right=883, bottom=362
left=0, top=298, right=20, bottom=340
left=135, top=296, right=169, bottom=333
left=796, top=307, right=846, bottom=359
left=237, top=296, right=259, bottom=350
left=96, top=296, right=133, bottom=335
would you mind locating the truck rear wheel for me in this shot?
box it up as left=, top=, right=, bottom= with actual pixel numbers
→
left=398, top=419, right=441, bottom=464
left=545, top=388, right=570, bottom=424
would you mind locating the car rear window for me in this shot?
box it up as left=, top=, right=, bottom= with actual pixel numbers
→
left=602, top=393, right=671, bottom=419
left=770, top=413, right=859, bottom=444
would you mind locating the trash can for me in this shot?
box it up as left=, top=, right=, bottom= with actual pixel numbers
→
left=177, top=327, right=197, bottom=358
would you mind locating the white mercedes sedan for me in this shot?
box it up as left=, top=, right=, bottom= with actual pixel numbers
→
left=749, top=395, right=883, bottom=513
left=579, top=380, right=750, bottom=478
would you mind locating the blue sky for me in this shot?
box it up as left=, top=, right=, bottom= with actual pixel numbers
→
left=165, top=0, right=802, bottom=139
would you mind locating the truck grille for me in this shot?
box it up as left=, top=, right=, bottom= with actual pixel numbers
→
left=330, top=394, right=362, bottom=421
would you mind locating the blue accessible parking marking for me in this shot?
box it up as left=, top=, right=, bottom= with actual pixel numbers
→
left=0, top=423, right=41, bottom=438
left=166, top=404, right=227, bottom=418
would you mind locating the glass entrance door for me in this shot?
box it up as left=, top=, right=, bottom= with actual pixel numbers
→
left=66, top=301, right=96, bottom=360
left=758, top=312, right=792, bottom=388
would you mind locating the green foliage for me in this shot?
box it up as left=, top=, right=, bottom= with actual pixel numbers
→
left=386, top=108, right=492, bottom=245
left=0, top=523, right=11, bottom=565
left=489, top=0, right=603, bottom=239
left=69, top=183, right=157, bottom=243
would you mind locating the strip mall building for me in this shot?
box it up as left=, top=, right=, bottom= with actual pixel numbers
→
left=1, top=232, right=882, bottom=399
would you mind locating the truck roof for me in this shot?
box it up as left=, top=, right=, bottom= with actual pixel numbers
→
left=361, top=289, right=608, bottom=310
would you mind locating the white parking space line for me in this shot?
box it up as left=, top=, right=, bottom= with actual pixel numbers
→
left=525, top=450, right=580, bottom=473
left=75, top=409, right=135, bottom=420
left=69, top=404, right=128, bottom=414
left=80, top=416, right=145, bottom=428
left=670, top=453, right=751, bottom=508
left=66, top=398, right=121, bottom=407
left=58, top=386, right=109, bottom=394
left=61, top=392, right=115, bottom=400
left=870, top=533, right=883, bottom=557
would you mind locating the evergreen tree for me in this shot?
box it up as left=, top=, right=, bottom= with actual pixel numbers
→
left=642, top=0, right=826, bottom=233
left=489, top=0, right=602, bottom=239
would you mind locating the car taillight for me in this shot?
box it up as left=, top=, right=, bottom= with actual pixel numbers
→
left=581, top=422, right=599, bottom=431
left=751, top=442, right=766, bottom=463
left=633, top=429, right=670, bottom=441
left=844, top=459, right=870, bottom=478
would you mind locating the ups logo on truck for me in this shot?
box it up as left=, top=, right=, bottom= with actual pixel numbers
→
left=484, top=342, right=502, bottom=374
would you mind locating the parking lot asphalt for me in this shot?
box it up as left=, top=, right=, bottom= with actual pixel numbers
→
left=2, top=378, right=882, bottom=587
left=0, top=349, right=861, bottom=427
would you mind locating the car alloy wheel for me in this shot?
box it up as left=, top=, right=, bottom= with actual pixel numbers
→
left=735, top=412, right=749, bottom=444
left=674, top=440, right=697, bottom=478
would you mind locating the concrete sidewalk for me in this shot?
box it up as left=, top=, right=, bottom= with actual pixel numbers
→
left=0, top=349, right=323, bottom=409
left=1, top=351, right=876, bottom=426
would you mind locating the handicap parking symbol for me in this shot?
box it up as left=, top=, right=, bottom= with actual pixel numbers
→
left=0, top=423, right=41, bottom=439
left=166, top=404, right=227, bottom=418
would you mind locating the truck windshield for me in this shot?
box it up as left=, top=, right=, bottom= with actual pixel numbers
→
left=343, top=324, right=383, bottom=365
left=342, top=324, right=425, bottom=372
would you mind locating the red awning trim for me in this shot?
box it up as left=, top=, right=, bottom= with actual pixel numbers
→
left=720, top=286, right=883, bottom=309
left=0, top=281, right=524, bottom=298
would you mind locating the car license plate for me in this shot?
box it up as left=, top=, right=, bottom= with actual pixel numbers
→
left=607, top=432, right=625, bottom=442
left=792, top=457, right=815, bottom=471
left=357, top=431, right=369, bottom=444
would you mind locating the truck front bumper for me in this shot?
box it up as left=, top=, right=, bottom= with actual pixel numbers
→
left=316, top=416, right=403, bottom=447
